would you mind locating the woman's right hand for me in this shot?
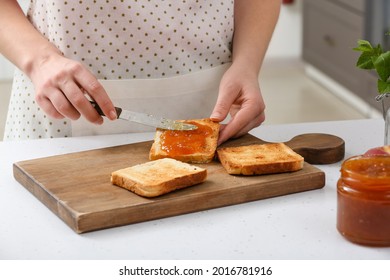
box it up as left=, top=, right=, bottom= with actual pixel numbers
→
left=29, top=51, right=117, bottom=124
left=0, top=0, right=116, bottom=125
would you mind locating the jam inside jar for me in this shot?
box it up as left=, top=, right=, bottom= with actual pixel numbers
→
left=337, top=155, right=390, bottom=246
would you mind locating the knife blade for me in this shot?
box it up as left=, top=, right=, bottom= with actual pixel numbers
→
left=90, top=101, right=198, bottom=131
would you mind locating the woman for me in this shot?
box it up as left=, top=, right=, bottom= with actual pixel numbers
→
left=0, top=0, right=281, bottom=144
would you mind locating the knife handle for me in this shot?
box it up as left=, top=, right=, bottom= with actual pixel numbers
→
left=90, top=101, right=122, bottom=118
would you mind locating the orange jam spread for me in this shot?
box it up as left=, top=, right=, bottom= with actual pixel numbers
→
left=160, top=121, right=212, bottom=156
left=337, top=155, right=390, bottom=246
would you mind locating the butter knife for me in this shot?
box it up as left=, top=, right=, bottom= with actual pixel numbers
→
left=90, top=101, right=198, bottom=131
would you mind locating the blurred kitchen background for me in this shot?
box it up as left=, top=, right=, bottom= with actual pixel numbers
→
left=0, top=0, right=386, bottom=140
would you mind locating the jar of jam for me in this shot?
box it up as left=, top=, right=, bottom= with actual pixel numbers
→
left=337, top=155, right=390, bottom=246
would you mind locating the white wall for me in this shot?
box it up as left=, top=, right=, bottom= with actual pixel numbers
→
left=0, top=0, right=302, bottom=80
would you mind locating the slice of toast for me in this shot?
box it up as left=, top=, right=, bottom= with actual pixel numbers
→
left=111, top=158, right=207, bottom=197
left=217, top=143, right=304, bottom=175
left=149, top=118, right=220, bottom=163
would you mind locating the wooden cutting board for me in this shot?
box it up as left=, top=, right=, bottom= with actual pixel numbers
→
left=13, top=133, right=344, bottom=233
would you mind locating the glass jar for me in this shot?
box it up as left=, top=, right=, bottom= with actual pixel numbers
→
left=337, top=155, right=390, bottom=246
left=385, top=105, right=390, bottom=145
left=377, top=93, right=390, bottom=145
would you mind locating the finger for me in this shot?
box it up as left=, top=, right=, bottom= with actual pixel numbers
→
left=210, top=84, right=239, bottom=122
left=36, top=87, right=80, bottom=120
left=75, top=70, right=117, bottom=121
left=47, top=85, right=84, bottom=121
left=218, top=108, right=265, bottom=145
left=35, top=93, right=66, bottom=120
left=232, top=111, right=265, bottom=138
left=218, top=118, right=260, bottom=145
left=59, top=80, right=103, bottom=124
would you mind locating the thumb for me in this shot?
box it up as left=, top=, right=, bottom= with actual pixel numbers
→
left=210, top=90, right=235, bottom=122
left=210, top=105, right=228, bottom=122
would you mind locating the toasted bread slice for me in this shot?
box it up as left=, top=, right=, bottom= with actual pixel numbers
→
left=217, top=143, right=304, bottom=175
left=149, top=118, right=220, bottom=163
left=111, top=158, right=207, bottom=197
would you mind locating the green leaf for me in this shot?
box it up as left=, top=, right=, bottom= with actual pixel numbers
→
left=354, top=40, right=383, bottom=70
left=354, top=38, right=389, bottom=96
left=356, top=52, right=375, bottom=69
left=373, top=51, right=390, bottom=81
left=353, top=39, right=373, bottom=52
left=374, top=44, right=384, bottom=55
left=377, top=79, right=390, bottom=94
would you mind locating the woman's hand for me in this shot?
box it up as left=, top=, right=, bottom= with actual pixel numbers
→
left=210, top=64, right=265, bottom=145
left=30, top=51, right=117, bottom=124
left=0, top=0, right=116, bottom=125
left=211, top=0, right=281, bottom=145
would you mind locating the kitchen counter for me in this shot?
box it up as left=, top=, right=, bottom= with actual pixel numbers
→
left=1, top=119, right=390, bottom=260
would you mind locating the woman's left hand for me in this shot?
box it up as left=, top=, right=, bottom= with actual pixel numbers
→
left=210, top=64, right=266, bottom=145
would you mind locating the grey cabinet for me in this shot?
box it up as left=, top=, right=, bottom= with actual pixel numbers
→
left=302, top=0, right=381, bottom=111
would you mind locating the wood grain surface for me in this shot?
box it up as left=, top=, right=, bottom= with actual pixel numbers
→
left=13, top=134, right=342, bottom=233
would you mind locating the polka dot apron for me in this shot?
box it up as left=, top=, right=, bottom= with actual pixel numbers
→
left=4, top=0, right=233, bottom=140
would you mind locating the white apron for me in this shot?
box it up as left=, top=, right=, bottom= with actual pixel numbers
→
left=71, top=63, right=230, bottom=136
left=4, top=1, right=234, bottom=140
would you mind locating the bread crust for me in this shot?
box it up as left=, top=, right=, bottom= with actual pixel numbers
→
left=149, top=118, right=220, bottom=163
left=217, top=143, right=304, bottom=175
left=111, top=158, right=207, bottom=197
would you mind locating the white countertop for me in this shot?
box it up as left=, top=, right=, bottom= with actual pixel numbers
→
left=1, top=118, right=390, bottom=260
